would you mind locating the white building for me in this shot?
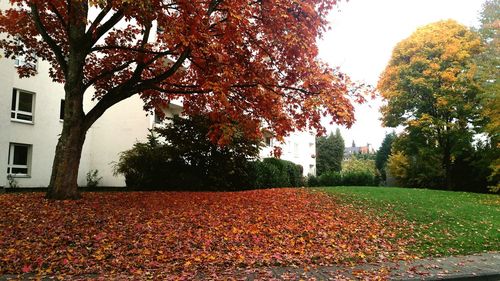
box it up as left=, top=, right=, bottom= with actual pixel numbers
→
left=260, top=132, right=317, bottom=177
left=0, top=56, right=316, bottom=188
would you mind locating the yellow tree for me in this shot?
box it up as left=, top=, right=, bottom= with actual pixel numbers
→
left=378, top=20, right=483, bottom=189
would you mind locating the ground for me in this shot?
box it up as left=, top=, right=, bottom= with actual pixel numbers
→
left=0, top=187, right=498, bottom=280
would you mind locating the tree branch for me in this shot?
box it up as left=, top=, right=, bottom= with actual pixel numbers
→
left=138, top=47, right=191, bottom=86
left=91, top=45, right=174, bottom=55
left=84, top=60, right=136, bottom=89
left=86, top=4, right=112, bottom=36
left=90, top=9, right=125, bottom=46
left=29, top=3, right=68, bottom=76
left=48, top=2, right=68, bottom=31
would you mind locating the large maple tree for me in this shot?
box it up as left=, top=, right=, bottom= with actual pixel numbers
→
left=0, top=0, right=360, bottom=199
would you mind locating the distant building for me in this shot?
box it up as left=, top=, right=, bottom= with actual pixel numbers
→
left=259, top=131, right=316, bottom=177
left=343, top=141, right=375, bottom=159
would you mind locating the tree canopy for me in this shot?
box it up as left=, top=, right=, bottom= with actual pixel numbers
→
left=0, top=0, right=363, bottom=199
left=378, top=20, right=484, bottom=189
left=475, top=0, right=499, bottom=140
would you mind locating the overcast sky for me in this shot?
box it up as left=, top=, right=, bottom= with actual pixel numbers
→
left=317, top=0, right=486, bottom=149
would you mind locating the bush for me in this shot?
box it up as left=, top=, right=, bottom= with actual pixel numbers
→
left=114, top=116, right=306, bottom=191
left=114, top=115, right=261, bottom=191
left=318, top=171, right=342, bottom=186
left=341, top=170, right=375, bottom=186
left=306, top=175, right=320, bottom=187
left=341, top=156, right=379, bottom=186
left=252, top=158, right=304, bottom=188
left=86, top=169, right=103, bottom=188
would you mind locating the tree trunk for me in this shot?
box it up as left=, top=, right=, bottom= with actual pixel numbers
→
left=46, top=119, right=87, bottom=199
left=442, top=144, right=453, bottom=190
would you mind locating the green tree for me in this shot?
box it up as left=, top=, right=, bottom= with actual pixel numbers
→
left=316, top=128, right=344, bottom=175
left=375, top=131, right=396, bottom=181
left=474, top=0, right=500, bottom=192
left=475, top=0, right=500, bottom=139
left=378, top=20, right=483, bottom=189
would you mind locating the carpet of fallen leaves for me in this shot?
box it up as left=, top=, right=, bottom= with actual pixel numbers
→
left=0, top=189, right=416, bottom=279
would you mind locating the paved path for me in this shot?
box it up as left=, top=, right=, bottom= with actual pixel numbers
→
left=243, top=252, right=500, bottom=280
left=1, top=252, right=499, bottom=280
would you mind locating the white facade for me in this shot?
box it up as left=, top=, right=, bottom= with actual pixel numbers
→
left=260, top=132, right=317, bottom=176
left=0, top=56, right=181, bottom=188
left=1, top=63, right=317, bottom=188
left=0, top=56, right=316, bottom=188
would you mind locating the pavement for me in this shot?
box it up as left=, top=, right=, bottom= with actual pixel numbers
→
left=243, top=252, right=500, bottom=280
left=1, top=252, right=499, bottom=280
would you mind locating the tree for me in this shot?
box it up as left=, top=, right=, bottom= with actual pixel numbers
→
left=378, top=20, right=483, bottom=189
left=0, top=1, right=362, bottom=199
left=387, top=132, right=445, bottom=188
left=114, top=115, right=261, bottom=190
left=375, top=131, right=396, bottom=181
left=155, top=115, right=261, bottom=189
left=476, top=0, right=500, bottom=138
left=474, top=0, right=500, bottom=191
left=316, top=128, right=344, bottom=175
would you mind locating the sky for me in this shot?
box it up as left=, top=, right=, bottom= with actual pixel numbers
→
left=317, top=0, right=486, bottom=149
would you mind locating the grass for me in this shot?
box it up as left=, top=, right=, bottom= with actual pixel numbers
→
left=322, top=186, right=500, bottom=257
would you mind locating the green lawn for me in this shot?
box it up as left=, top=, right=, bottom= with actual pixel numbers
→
left=322, top=186, right=500, bottom=257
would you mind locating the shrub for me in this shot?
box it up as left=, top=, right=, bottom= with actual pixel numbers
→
left=114, top=115, right=261, bottom=190
left=6, top=174, right=18, bottom=188
left=86, top=169, right=103, bottom=188
left=341, top=170, right=375, bottom=186
left=252, top=158, right=304, bottom=188
left=306, top=175, right=320, bottom=187
left=318, top=171, right=342, bottom=186
left=114, top=134, right=177, bottom=189
left=341, top=156, right=379, bottom=186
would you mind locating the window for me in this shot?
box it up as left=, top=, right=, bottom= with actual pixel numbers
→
left=11, top=89, right=34, bottom=122
left=154, top=110, right=162, bottom=124
left=60, top=99, right=65, bottom=120
left=14, top=55, right=38, bottom=71
left=7, top=143, right=31, bottom=176
left=264, top=136, right=272, bottom=147
left=294, top=143, right=299, bottom=157
left=14, top=55, right=26, bottom=67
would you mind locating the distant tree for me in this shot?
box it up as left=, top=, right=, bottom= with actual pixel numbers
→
left=378, top=20, right=483, bottom=189
left=386, top=151, right=409, bottom=186
left=375, top=132, right=396, bottom=181
left=316, top=128, right=344, bottom=175
left=387, top=132, right=445, bottom=188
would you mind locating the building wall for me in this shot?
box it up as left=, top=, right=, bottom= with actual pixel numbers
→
left=0, top=56, right=185, bottom=188
left=0, top=60, right=65, bottom=188
left=259, top=131, right=317, bottom=176
left=0, top=56, right=317, bottom=187
left=79, top=98, right=182, bottom=187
